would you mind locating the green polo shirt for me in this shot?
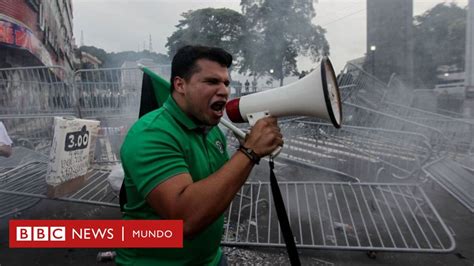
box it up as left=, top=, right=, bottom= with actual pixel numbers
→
left=116, top=96, right=230, bottom=266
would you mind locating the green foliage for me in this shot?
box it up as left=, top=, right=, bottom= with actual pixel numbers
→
left=240, top=0, right=329, bottom=85
left=165, top=8, right=245, bottom=59
left=78, top=46, right=170, bottom=68
left=104, top=50, right=169, bottom=68
left=78, top=46, right=108, bottom=64
left=413, top=3, right=466, bottom=89
left=166, top=2, right=329, bottom=85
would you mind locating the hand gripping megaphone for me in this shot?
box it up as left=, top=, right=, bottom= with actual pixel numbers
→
left=221, top=57, right=342, bottom=157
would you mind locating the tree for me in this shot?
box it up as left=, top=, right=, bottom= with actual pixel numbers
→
left=165, top=8, right=245, bottom=59
left=104, top=50, right=169, bottom=68
left=413, top=3, right=466, bottom=89
left=78, top=46, right=108, bottom=64
left=78, top=46, right=169, bottom=68
left=240, top=0, right=329, bottom=86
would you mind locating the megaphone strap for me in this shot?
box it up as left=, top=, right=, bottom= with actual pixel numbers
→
left=269, top=159, right=301, bottom=266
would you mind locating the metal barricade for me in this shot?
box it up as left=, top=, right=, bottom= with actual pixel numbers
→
left=0, top=64, right=459, bottom=255
left=337, top=62, right=387, bottom=104
left=0, top=66, right=76, bottom=216
left=0, top=147, right=49, bottom=218
left=381, top=102, right=474, bottom=158
left=351, top=70, right=473, bottom=168
left=0, top=66, right=74, bottom=116
left=422, top=157, right=474, bottom=213
left=0, top=66, right=74, bottom=154
left=283, top=121, right=433, bottom=182
left=74, top=66, right=170, bottom=164
left=337, top=63, right=474, bottom=213
left=342, top=103, right=447, bottom=151
left=223, top=182, right=455, bottom=253
left=0, top=65, right=174, bottom=212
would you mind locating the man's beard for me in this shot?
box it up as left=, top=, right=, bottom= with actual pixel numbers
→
left=190, top=109, right=219, bottom=127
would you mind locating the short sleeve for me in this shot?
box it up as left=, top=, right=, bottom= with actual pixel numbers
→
left=121, top=129, right=189, bottom=198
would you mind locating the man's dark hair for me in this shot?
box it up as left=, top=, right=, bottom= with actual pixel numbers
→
left=170, top=45, right=233, bottom=91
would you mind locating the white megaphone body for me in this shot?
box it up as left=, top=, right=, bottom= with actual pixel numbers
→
left=221, top=57, right=342, bottom=158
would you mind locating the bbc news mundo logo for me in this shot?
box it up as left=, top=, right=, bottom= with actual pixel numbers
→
left=9, top=220, right=183, bottom=248
left=16, top=226, right=66, bottom=241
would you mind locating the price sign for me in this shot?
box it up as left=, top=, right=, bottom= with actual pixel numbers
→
left=64, top=125, right=89, bottom=151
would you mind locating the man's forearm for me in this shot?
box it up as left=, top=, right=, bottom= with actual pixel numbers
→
left=174, top=151, right=255, bottom=237
left=147, top=117, right=282, bottom=238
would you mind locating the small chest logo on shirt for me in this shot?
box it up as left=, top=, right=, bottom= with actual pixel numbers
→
left=215, top=140, right=225, bottom=154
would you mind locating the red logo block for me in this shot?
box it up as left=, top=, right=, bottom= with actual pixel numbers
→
left=9, top=220, right=183, bottom=248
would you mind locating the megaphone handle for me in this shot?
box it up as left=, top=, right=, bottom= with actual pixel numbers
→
left=270, top=146, right=282, bottom=158
left=219, top=118, right=246, bottom=140
left=247, top=111, right=282, bottom=159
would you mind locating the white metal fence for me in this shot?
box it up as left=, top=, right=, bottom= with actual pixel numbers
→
left=222, top=182, right=455, bottom=253
left=0, top=64, right=464, bottom=253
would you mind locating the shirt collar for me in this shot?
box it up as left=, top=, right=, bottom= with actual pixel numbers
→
left=163, top=96, right=203, bottom=131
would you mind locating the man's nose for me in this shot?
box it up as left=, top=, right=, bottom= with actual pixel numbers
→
left=217, top=83, right=229, bottom=97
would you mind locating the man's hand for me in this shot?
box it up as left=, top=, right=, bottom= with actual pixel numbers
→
left=147, top=116, right=282, bottom=238
left=243, top=116, right=283, bottom=158
left=0, top=145, right=12, bottom=158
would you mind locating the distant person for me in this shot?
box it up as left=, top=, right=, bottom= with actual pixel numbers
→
left=244, top=79, right=250, bottom=92
left=235, top=81, right=243, bottom=97
left=251, top=79, right=257, bottom=92
left=0, top=121, right=12, bottom=157
left=116, top=45, right=282, bottom=265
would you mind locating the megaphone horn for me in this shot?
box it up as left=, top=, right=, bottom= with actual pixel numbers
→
left=226, top=57, right=342, bottom=128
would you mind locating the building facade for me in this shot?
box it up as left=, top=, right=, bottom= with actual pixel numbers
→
left=366, top=0, right=414, bottom=84
left=75, top=51, right=102, bottom=69
left=0, top=0, right=75, bottom=72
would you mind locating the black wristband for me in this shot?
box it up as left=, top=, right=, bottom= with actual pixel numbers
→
left=238, top=145, right=260, bottom=165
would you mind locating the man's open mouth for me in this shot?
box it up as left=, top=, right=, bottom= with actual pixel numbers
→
left=210, top=101, right=226, bottom=112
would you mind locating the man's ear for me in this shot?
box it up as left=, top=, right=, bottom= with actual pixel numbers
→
left=173, top=77, right=185, bottom=94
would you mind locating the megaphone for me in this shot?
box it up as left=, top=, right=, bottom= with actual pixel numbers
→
left=226, top=57, right=342, bottom=128
left=220, top=57, right=342, bottom=158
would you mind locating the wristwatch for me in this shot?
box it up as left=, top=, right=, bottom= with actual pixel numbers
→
left=238, top=145, right=260, bottom=165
